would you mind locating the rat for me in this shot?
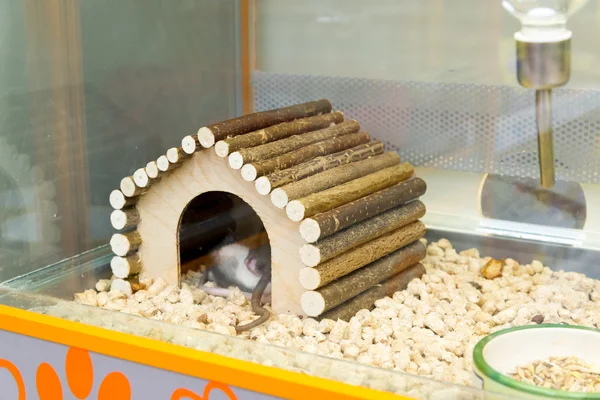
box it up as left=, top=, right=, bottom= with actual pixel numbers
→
left=197, top=239, right=272, bottom=333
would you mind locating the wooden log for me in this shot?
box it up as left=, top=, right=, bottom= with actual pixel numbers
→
left=272, top=152, right=400, bottom=209
left=181, top=135, right=201, bottom=154
left=214, top=112, right=345, bottom=158
left=157, top=155, right=181, bottom=173
left=241, top=132, right=371, bottom=182
left=110, top=279, right=133, bottom=296
left=133, top=166, right=160, bottom=189
left=300, top=200, right=426, bottom=266
left=120, top=176, right=147, bottom=198
left=318, top=263, right=426, bottom=321
left=110, top=207, right=140, bottom=231
left=301, top=241, right=426, bottom=316
left=286, top=163, right=414, bottom=222
left=110, top=231, right=142, bottom=257
left=156, top=155, right=169, bottom=172
left=299, top=221, right=425, bottom=290
left=300, top=177, right=427, bottom=243
left=198, top=99, right=333, bottom=148
left=255, top=140, right=385, bottom=195
left=132, top=168, right=149, bottom=188
left=145, top=161, right=162, bottom=179
left=228, top=120, right=360, bottom=170
left=110, top=253, right=142, bottom=279
left=167, top=146, right=192, bottom=164
left=109, top=189, right=139, bottom=210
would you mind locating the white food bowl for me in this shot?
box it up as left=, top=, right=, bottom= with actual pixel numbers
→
left=472, top=324, right=600, bottom=399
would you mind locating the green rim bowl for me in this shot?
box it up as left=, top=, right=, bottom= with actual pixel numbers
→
left=473, top=324, right=600, bottom=399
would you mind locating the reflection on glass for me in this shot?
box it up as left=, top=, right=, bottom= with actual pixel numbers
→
left=0, top=0, right=239, bottom=281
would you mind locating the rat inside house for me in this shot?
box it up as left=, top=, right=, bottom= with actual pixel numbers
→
left=198, top=239, right=272, bottom=303
left=198, top=239, right=272, bottom=333
left=178, top=191, right=272, bottom=332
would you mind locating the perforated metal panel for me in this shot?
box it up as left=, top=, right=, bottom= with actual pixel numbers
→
left=253, top=71, right=600, bottom=184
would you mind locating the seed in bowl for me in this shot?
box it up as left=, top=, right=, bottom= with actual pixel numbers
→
left=508, top=356, right=600, bottom=392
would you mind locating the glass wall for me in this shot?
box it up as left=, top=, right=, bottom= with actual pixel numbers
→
left=0, top=0, right=241, bottom=280
left=255, top=0, right=600, bottom=88
left=252, top=0, right=600, bottom=257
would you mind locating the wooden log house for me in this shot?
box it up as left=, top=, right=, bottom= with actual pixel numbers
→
left=107, top=99, right=428, bottom=319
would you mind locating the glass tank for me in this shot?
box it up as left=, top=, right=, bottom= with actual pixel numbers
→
left=1, top=1, right=600, bottom=399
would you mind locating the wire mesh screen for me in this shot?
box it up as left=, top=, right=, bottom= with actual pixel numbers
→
left=253, top=71, right=600, bottom=184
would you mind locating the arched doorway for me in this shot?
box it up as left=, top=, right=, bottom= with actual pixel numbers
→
left=177, top=191, right=270, bottom=286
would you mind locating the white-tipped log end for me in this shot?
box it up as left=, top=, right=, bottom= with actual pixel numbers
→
left=255, top=176, right=272, bottom=195
left=156, top=155, right=170, bottom=172
left=228, top=152, right=244, bottom=170
left=109, top=190, right=126, bottom=210
left=110, top=209, right=128, bottom=230
left=110, top=208, right=139, bottom=231
left=166, top=147, right=180, bottom=163
left=110, top=256, right=129, bottom=278
left=241, top=164, right=258, bottom=182
left=120, top=176, right=138, bottom=197
left=198, top=127, right=215, bottom=148
left=286, top=200, right=306, bottom=222
left=110, top=279, right=133, bottom=296
left=299, top=244, right=321, bottom=267
left=301, top=291, right=326, bottom=317
left=110, top=255, right=141, bottom=279
left=299, top=218, right=321, bottom=243
left=145, top=161, right=160, bottom=178
left=182, top=135, right=200, bottom=154
left=110, top=233, right=133, bottom=257
left=270, top=188, right=289, bottom=209
left=299, top=268, right=320, bottom=291
left=133, top=168, right=149, bottom=188
left=214, top=141, right=230, bottom=158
